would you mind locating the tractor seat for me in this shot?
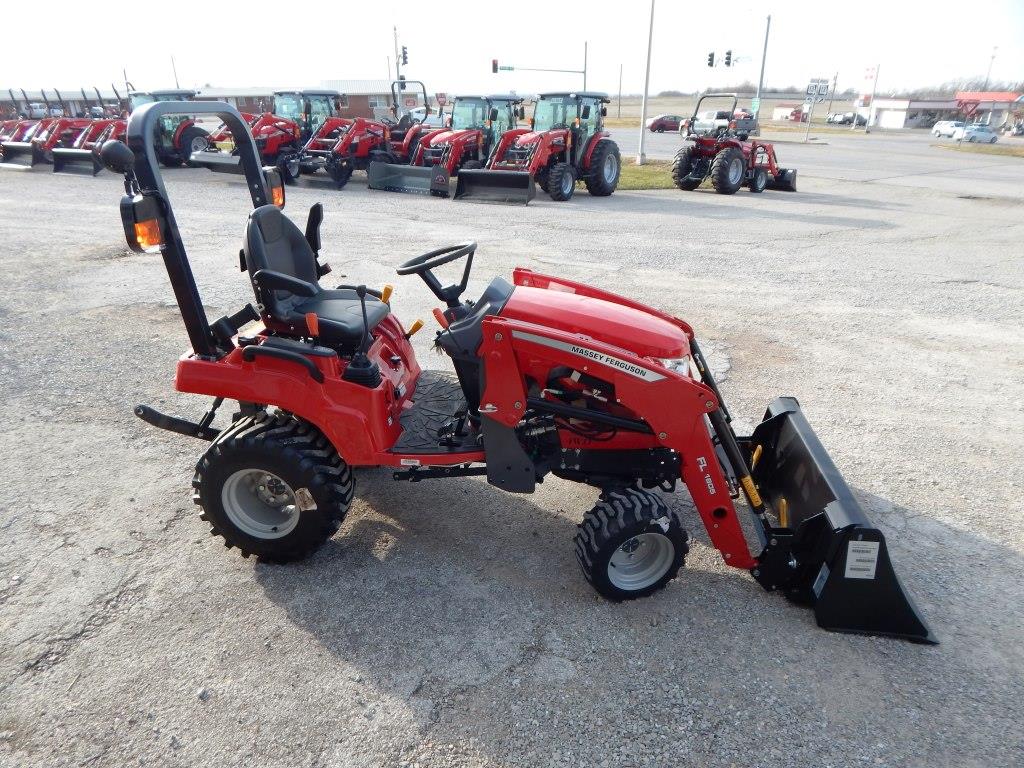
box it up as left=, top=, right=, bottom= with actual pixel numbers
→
left=389, top=113, right=414, bottom=142
left=243, top=205, right=389, bottom=348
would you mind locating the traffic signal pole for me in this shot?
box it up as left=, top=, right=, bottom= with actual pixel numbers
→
left=754, top=14, right=771, bottom=120
left=637, top=0, right=656, bottom=165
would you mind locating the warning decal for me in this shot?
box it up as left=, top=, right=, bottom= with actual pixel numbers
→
left=845, top=540, right=880, bottom=579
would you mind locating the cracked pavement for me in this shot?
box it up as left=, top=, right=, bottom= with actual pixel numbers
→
left=1, top=134, right=1022, bottom=767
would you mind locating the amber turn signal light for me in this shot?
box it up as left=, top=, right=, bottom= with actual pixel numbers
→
left=133, top=219, right=163, bottom=251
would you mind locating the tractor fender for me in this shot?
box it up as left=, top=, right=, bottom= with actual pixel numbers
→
left=581, top=130, right=612, bottom=170
left=172, top=118, right=196, bottom=149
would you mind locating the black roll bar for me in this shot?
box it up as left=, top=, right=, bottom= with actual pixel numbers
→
left=126, top=101, right=271, bottom=358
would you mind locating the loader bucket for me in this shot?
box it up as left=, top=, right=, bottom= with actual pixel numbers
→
left=367, top=161, right=449, bottom=196
left=0, top=140, right=42, bottom=168
left=52, top=147, right=103, bottom=175
left=454, top=169, right=536, bottom=204
left=189, top=149, right=243, bottom=174
left=767, top=168, right=797, bottom=191
left=746, top=397, right=936, bottom=644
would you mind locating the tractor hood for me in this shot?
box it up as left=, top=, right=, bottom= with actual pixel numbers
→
left=428, top=127, right=481, bottom=146
left=501, top=286, right=688, bottom=360
left=514, top=128, right=568, bottom=148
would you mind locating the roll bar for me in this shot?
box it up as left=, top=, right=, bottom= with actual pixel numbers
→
left=122, top=101, right=275, bottom=358
left=126, top=100, right=270, bottom=205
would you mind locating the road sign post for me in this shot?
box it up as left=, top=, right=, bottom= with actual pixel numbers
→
left=804, top=78, right=829, bottom=142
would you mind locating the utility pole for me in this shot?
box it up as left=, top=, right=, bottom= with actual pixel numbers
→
left=393, top=26, right=400, bottom=79
left=864, top=64, right=880, bottom=134
left=171, top=56, right=180, bottom=88
left=982, top=46, right=997, bottom=91
left=637, top=0, right=655, bottom=165
left=753, top=14, right=771, bottom=120
left=618, top=63, right=623, bottom=118
left=826, top=71, right=838, bottom=117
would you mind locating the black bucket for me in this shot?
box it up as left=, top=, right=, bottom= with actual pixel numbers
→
left=189, top=149, right=244, bottom=174
left=0, top=140, right=42, bottom=168
left=454, top=169, right=535, bottom=204
left=52, top=147, right=103, bottom=175
left=367, top=161, right=448, bottom=196
left=745, top=397, right=936, bottom=644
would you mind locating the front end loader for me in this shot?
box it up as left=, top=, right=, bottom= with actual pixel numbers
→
left=368, top=94, right=523, bottom=196
left=455, top=91, right=621, bottom=204
left=96, top=99, right=935, bottom=645
left=190, top=90, right=343, bottom=181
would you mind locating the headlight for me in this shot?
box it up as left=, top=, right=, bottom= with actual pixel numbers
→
left=654, top=356, right=693, bottom=376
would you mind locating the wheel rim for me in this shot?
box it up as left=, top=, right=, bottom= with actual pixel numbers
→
left=603, top=153, right=619, bottom=184
left=221, top=469, right=301, bottom=539
left=561, top=169, right=573, bottom=194
left=607, top=532, right=674, bottom=590
left=190, top=136, right=207, bottom=154
left=728, top=156, right=743, bottom=185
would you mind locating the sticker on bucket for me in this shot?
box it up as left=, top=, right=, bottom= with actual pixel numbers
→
left=813, top=563, right=829, bottom=598
left=845, top=540, right=880, bottom=579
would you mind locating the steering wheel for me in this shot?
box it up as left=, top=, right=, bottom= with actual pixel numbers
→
left=397, top=242, right=476, bottom=308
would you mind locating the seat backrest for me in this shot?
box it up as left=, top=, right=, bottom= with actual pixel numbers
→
left=243, top=205, right=320, bottom=319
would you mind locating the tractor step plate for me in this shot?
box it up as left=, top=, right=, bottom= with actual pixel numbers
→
left=390, top=370, right=478, bottom=454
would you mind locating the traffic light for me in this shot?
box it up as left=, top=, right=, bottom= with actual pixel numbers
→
left=707, top=52, right=715, bottom=67
left=492, top=59, right=498, bottom=73
left=398, top=74, right=406, bottom=90
left=724, top=50, right=732, bottom=66
left=401, top=46, right=408, bottom=65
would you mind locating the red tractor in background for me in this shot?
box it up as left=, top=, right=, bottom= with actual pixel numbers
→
left=671, top=93, right=796, bottom=195
left=456, top=91, right=621, bottom=204
left=125, top=89, right=208, bottom=167
left=191, top=90, right=343, bottom=181
left=0, top=89, right=62, bottom=166
left=298, top=79, right=436, bottom=189
left=368, top=94, right=523, bottom=196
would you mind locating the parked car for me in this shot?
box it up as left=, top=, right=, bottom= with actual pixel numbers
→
left=646, top=114, right=683, bottom=132
left=682, top=109, right=758, bottom=138
left=409, top=106, right=444, bottom=128
left=952, top=124, right=998, bottom=143
left=827, top=112, right=866, bottom=126
left=932, top=120, right=965, bottom=138
left=25, top=102, right=48, bottom=118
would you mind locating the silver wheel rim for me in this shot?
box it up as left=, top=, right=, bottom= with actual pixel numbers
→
left=603, top=153, right=618, bottom=184
left=728, top=156, right=743, bottom=185
left=221, top=469, right=300, bottom=539
left=561, top=169, right=573, bottom=194
left=607, top=532, right=674, bottom=590
left=190, top=136, right=207, bottom=153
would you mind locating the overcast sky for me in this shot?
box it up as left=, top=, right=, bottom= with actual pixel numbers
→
left=3, top=0, right=1022, bottom=97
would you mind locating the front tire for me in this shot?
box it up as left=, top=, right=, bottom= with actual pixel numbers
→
left=326, top=158, right=354, bottom=189
left=748, top=166, right=768, bottom=193
left=574, top=488, right=688, bottom=601
left=710, top=147, right=745, bottom=194
left=671, top=146, right=701, bottom=190
left=584, top=139, right=620, bottom=196
left=193, top=413, right=353, bottom=562
left=547, top=161, right=576, bottom=201
left=277, top=152, right=302, bottom=184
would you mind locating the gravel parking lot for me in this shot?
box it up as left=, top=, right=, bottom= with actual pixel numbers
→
left=1, top=135, right=1022, bottom=767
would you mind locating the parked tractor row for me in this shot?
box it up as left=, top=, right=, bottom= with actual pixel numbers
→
left=3, top=84, right=797, bottom=202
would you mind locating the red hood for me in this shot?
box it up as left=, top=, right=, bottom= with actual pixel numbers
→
left=514, top=128, right=568, bottom=148
left=501, top=286, right=688, bottom=359
left=428, top=127, right=481, bottom=146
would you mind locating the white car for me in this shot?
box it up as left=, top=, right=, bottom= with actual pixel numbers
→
left=409, top=106, right=444, bottom=128
left=952, top=124, right=998, bottom=143
left=931, top=120, right=964, bottom=138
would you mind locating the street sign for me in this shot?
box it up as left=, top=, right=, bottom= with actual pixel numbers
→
left=404, top=97, right=417, bottom=108
left=957, top=99, right=980, bottom=118
left=807, top=78, right=829, bottom=103
left=435, top=92, right=448, bottom=107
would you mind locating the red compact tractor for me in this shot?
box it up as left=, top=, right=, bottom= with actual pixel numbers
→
left=672, top=93, right=796, bottom=194
left=53, top=85, right=130, bottom=175
left=191, top=90, right=343, bottom=181
left=97, top=100, right=935, bottom=645
left=367, top=94, right=524, bottom=196
left=456, top=91, right=621, bottom=204
left=298, top=79, right=436, bottom=189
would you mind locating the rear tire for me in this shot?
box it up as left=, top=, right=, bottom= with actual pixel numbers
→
left=574, top=488, right=688, bottom=601
left=179, top=126, right=210, bottom=167
left=547, top=161, right=576, bottom=201
left=584, top=140, right=620, bottom=196
left=671, top=146, right=701, bottom=190
left=710, top=147, right=745, bottom=194
left=193, top=412, right=353, bottom=563
left=748, top=166, right=768, bottom=193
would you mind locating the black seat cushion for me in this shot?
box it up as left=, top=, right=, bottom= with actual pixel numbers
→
left=243, top=205, right=388, bottom=347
